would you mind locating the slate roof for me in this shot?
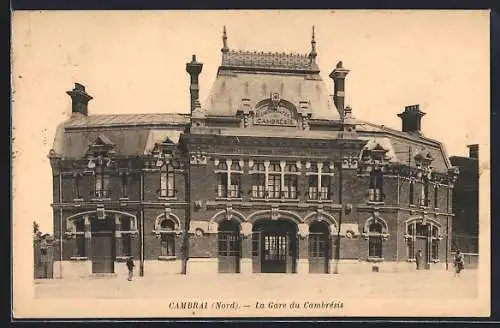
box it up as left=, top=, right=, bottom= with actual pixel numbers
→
left=204, top=48, right=339, bottom=121
left=52, top=113, right=188, bottom=159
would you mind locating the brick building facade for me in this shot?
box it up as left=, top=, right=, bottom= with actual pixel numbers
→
left=450, top=145, right=479, bottom=254
left=49, top=28, right=460, bottom=277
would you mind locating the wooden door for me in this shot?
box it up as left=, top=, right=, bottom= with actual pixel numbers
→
left=309, top=232, right=329, bottom=273
left=415, top=237, right=429, bottom=270
left=252, top=232, right=261, bottom=273
left=218, top=231, right=240, bottom=273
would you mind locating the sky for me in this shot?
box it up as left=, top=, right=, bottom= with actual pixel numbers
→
left=11, top=10, right=490, bottom=234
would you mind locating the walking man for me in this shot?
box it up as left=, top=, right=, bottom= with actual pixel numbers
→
left=126, top=256, right=135, bottom=281
left=415, top=249, right=423, bottom=270
left=454, top=249, right=465, bottom=277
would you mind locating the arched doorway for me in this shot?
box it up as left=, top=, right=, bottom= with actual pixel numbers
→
left=217, top=220, right=241, bottom=273
left=252, top=219, right=298, bottom=273
left=308, top=221, right=330, bottom=273
left=91, top=215, right=115, bottom=274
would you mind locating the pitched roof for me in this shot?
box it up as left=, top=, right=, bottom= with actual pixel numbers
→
left=52, top=113, right=188, bottom=159
left=64, top=113, right=190, bottom=129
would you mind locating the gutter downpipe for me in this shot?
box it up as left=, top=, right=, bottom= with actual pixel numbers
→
left=59, top=165, right=63, bottom=278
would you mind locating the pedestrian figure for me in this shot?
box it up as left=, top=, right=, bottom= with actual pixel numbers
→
left=126, top=256, right=135, bottom=281
left=415, top=249, right=423, bottom=270
left=454, top=249, right=464, bottom=277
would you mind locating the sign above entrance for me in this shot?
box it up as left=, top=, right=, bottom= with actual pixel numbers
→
left=254, top=100, right=298, bottom=127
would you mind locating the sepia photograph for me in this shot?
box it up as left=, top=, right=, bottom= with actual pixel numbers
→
left=12, top=9, right=490, bottom=318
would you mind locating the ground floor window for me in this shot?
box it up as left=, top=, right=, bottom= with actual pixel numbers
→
left=218, top=233, right=240, bottom=257
left=74, top=218, right=86, bottom=257
left=160, top=219, right=175, bottom=257
left=368, top=222, right=383, bottom=258
left=121, top=234, right=132, bottom=256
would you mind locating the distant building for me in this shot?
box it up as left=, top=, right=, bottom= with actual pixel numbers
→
left=449, top=145, right=479, bottom=254
left=48, top=27, right=460, bottom=277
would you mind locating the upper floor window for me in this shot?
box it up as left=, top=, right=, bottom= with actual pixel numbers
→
left=369, top=170, right=384, bottom=202
left=307, top=162, right=333, bottom=200
left=73, top=172, right=82, bottom=199
left=268, top=162, right=281, bottom=199
left=409, top=179, right=415, bottom=205
left=94, top=166, right=110, bottom=198
left=251, top=163, right=266, bottom=198
left=120, top=172, right=129, bottom=199
left=160, top=164, right=175, bottom=198
left=216, top=160, right=242, bottom=199
left=420, top=177, right=430, bottom=207
left=283, top=163, right=298, bottom=199
left=434, top=185, right=439, bottom=209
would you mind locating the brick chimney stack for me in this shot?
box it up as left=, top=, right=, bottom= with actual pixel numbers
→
left=467, top=144, right=479, bottom=159
left=186, top=55, right=203, bottom=113
left=329, top=61, right=350, bottom=117
left=66, top=83, right=93, bottom=116
left=397, top=104, right=426, bottom=133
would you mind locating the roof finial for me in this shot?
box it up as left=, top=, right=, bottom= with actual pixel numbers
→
left=309, top=25, right=317, bottom=61
left=222, top=25, right=229, bottom=54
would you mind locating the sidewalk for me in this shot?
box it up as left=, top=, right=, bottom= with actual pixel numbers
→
left=35, top=269, right=478, bottom=300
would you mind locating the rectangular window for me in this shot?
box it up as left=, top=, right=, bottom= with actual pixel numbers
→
left=218, top=233, right=240, bottom=257
left=409, top=181, right=415, bottom=205
left=268, top=174, right=281, bottom=199
left=369, top=171, right=384, bottom=202
left=283, top=175, right=297, bottom=199
left=161, top=233, right=175, bottom=257
left=94, top=169, right=110, bottom=198
left=229, top=174, right=241, bottom=198
left=434, top=186, right=439, bottom=208
left=74, top=219, right=86, bottom=257
left=160, top=165, right=175, bottom=197
left=432, top=239, right=439, bottom=260
left=252, top=174, right=266, bottom=198
left=121, top=174, right=128, bottom=198
left=369, top=236, right=382, bottom=258
left=73, top=174, right=81, bottom=199
left=121, top=234, right=132, bottom=257
left=320, top=176, right=330, bottom=200
left=217, top=173, right=228, bottom=198
left=308, top=175, right=318, bottom=200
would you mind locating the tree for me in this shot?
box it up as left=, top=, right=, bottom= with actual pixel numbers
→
left=33, top=221, right=42, bottom=239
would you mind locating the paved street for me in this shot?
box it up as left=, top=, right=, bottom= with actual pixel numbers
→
left=35, top=269, right=478, bottom=300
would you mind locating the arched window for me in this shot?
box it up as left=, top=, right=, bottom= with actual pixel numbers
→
left=368, top=222, right=383, bottom=258
left=160, top=164, right=175, bottom=198
left=160, top=219, right=175, bottom=257
left=406, top=220, right=440, bottom=262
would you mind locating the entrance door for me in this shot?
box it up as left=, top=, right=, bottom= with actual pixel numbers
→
left=415, top=237, right=429, bottom=270
left=91, top=216, right=115, bottom=274
left=217, top=220, right=241, bottom=273
left=309, top=221, right=330, bottom=273
left=253, top=219, right=298, bottom=273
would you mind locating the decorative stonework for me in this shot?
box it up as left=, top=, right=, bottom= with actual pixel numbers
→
left=190, top=152, right=208, bottom=165
left=342, top=154, right=359, bottom=169
left=221, top=50, right=315, bottom=72
left=298, top=223, right=309, bottom=238
left=241, top=222, right=252, bottom=236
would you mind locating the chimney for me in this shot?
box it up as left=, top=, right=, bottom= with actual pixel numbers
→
left=329, top=61, right=350, bottom=116
left=66, top=83, right=93, bottom=116
left=467, top=144, right=479, bottom=159
left=397, top=104, right=426, bottom=133
left=186, top=55, right=203, bottom=113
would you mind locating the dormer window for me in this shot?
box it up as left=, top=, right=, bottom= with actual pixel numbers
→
left=160, top=164, right=175, bottom=198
